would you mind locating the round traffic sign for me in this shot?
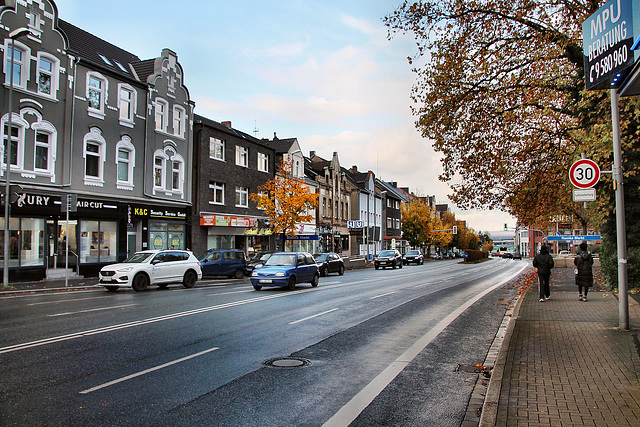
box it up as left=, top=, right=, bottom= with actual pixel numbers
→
left=569, top=159, right=600, bottom=189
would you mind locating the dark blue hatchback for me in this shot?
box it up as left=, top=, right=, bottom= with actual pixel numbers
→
left=250, top=252, right=319, bottom=290
left=197, top=249, right=247, bottom=279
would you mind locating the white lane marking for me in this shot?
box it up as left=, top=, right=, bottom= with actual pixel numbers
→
left=46, top=304, right=138, bottom=317
left=369, top=292, right=396, bottom=300
left=27, top=295, right=116, bottom=306
left=322, top=263, right=528, bottom=427
left=79, top=347, right=219, bottom=394
left=0, top=289, right=314, bottom=354
left=207, top=290, right=254, bottom=296
left=289, top=308, right=339, bottom=325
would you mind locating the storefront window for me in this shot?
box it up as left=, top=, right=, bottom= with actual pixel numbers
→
left=80, top=220, right=117, bottom=263
left=207, top=234, right=233, bottom=250
left=150, top=221, right=185, bottom=250
left=0, top=217, right=45, bottom=267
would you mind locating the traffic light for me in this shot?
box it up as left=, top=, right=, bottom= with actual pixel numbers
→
left=504, top=223, right=508, bottom=231
left=452, top=225, right=457, bottom=235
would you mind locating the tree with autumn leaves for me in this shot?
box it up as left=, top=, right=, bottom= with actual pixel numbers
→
left=385, top=0, right=640, bottom=288
left=401, top=197, right=480, bottom=253
left=250, top=158, right=318, bottom=250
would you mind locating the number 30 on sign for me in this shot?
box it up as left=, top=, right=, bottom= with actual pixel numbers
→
left=569, top=159, right=600, bottom=189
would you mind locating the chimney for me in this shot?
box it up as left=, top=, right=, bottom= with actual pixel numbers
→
left=273, top=132, right=278, bottom=140
left=350, top=166, right=358, bottom=173
left=221, top=121, right=232, bottom=129
left=310, top=151, right=316, bottom=158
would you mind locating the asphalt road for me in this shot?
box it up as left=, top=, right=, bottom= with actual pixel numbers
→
left=0, top=258, right=527, bottom=426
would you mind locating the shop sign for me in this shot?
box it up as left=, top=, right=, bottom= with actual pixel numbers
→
left=278, top=234, right=319, bottom=241
left=15, top=193, right=53, bottom=208
left=200, top=215, right=256, bottom=227
left=133, top=206, right=186, bottom=219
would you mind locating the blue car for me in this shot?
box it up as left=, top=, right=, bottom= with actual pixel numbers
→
left=250, top=252, right=320, bottom=290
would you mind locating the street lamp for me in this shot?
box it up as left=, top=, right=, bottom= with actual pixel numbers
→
left=3, top=27, right=31, bottom=288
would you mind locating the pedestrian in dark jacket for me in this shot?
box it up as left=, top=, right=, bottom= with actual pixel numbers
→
left=574, top=242, right=594, bottom=301
left=533, top=245, right=554, bottom=302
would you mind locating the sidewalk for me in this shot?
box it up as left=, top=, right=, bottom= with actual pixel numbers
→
left=484, top=268, right=640, bottom=426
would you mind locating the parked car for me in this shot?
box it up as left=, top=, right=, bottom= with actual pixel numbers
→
left=403, top=250, right=424, bottom=265
left=558, top=250, right=572, bottom=257
left=502, top=252, right=513, bottom=259
left=99, top=249, right=203, bottom=292
left=429, top=252, right=442, bottom=260
left=374, top=250, right=403, bottom=269
left=251, top=252, right=319, bottom=290
left=247, top=251, right=276, bottom=273
left=314, top=253, right=345, bottom=276
left=197, top=249, right=246, bottom=279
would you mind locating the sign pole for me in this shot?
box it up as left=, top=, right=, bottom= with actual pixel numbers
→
left=610, top=89, right=629, bottom=329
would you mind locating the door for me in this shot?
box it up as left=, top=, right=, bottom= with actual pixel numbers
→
left=127, top=233, right=137, bottom=260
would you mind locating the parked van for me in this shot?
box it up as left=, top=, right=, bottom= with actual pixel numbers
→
left=196, top=249, right=247, bottom=279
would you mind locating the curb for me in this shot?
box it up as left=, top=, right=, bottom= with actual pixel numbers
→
left=477, top=274, right=532, bottom=426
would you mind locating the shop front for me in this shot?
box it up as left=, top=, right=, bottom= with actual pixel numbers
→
left=0, top=191, right=188, bottom=281
left=199, top=214, right=270, bottom=255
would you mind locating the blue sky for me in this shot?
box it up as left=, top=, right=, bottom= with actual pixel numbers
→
left=54, top=0, right=515, bottom=234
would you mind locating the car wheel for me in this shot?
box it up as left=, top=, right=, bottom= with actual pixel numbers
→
left=105, top=286, right=118, bottom=292
left=253, top=285, right=262, bottom=291
left=288, top=276, right=296, bottom=290
left=399, top=262, right=403, bottom=269
left=132, top=273, right=149, bottom=292
left=182, top=270, right=197, bottom=288
left=233, top=269, right=245, bottom=280
left=320, top=267, right=327, bottom=277
left=393, top=261, right=397, bottom=269
left=338, top=265, right=344, bottom=275
left=375, top=265, right=379, bottom=270
left=311, top=273, right=319, bottom=287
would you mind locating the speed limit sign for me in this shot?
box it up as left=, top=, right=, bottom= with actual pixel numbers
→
left=569, top=159, right=600, bottom=189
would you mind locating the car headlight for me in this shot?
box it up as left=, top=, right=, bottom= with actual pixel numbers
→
left=117, top=267, right=133, bottom=272
left=252, top=271, right=258, bottom=277
left=275, top=272, right=285, bottom=277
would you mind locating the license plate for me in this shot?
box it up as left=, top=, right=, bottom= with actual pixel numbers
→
left=260, top=279, right=273, bottom=284
left=379, top=261, right=386, bottom=265
left=102, top=277, right=112, bottom=282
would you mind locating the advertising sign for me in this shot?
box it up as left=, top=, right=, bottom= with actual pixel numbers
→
left=582, top=0, right=636, bottom=90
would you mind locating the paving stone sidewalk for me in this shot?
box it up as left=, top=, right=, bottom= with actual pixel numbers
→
left=489, top=268, right=640, bottom=426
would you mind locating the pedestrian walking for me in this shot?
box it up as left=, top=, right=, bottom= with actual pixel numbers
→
left=533, top=245, right=554, bottom=302
left=574, top=241, right=594, bottom=301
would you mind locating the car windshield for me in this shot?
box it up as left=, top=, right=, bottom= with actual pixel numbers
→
left=264, top=253, right=297, bottom=266
left=250, top=252, right=272, bottom=262
left=314, top=254, right=328, bottom=262
left=406, top=250, right=419, bottom=255
left=378, top=250, right=395, bottom=257
left=123, top=252, right=155, bottom=263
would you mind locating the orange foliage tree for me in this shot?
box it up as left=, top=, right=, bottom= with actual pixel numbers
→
left=250, top=158, right=318, bottom=249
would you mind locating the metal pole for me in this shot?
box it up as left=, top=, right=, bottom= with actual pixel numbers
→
left=610, top=89, right=629, bottom=330
left=3, top=37, right=16, bottom=288
left=65, top=196, right=69, bottom=287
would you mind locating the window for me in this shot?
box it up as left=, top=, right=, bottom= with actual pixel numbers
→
left=118, top=84, right=135, bottom=124
left=83, top=127, right=105, bottom=186
left=80, top=220, right=117, bottom=263
left=37, top=57, right=53, bottom=95
left=209, top=137, right=225, bottom=161
left=0, top=217, right=45, bottom=267
left=4, top=42, right=28, bottom=89
left=235, top=146, right=248, bottom=167
left=154, top=156, right=165, bottom=188
left=155, top=98, right=168, bottom=132
left=173, top=105, right=186, bottom=138
left=172, top=160, right=182, bottom=190
left=258, top=152, right=269, bottom=172
left=235, top=186, right=249, bottom=207
left=387, top=218, right=392, bottom=228
left=34, top=132, right=49, bottom=171
left=209, top=182, right=224, bottom=205
left=86, top=72, right=107, bottom=118
left=115, top=136, right=135, bottom=190
left=2, top=123, right=21, bottom=168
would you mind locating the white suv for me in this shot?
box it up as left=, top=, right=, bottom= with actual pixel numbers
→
left=99, top=250, right=203, bottom=292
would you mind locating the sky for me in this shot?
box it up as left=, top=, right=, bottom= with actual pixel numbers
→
left=54, top=0, right=515, bottom=235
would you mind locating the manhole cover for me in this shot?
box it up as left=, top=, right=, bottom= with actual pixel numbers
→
left=263, top=357, right=312, bottom=368
left=455, top=364, right=482, bottom=373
